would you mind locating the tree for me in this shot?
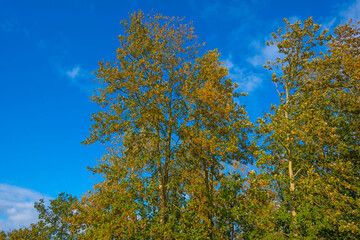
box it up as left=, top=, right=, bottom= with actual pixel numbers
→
left=0, top=222, right=49, bottom=240
left=257, top=17, right=330, bottom=238
left=174, top=50, right=252, bottom=239
left=293, top=19, right=360, bottom=238
left=257, top=18, right=359, bottom=239
left=0, top=193, right=77, bottom=240
left=70, top=10, right=252, bottom=239
left=34, top=192, right=78, bottom=239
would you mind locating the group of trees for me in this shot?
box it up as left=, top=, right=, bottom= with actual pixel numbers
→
left=1, top=11, right=359, bottom=239
left=0, top=193, right=77, bottom=239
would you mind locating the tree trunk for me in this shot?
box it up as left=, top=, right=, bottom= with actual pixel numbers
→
left=285, top=85, right=297, bottom=237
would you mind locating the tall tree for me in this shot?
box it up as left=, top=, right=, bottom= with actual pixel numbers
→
left=70, top=11, right=251, bottom=239
left=1, top=193, right=77, bottom=240
left=0, top=222, right=49, bottom=240
left=34, top=192, right=78, bottom=239
left=293, top=19, right=360, bottom=238
left=175, top=49, right=252, bottom=239
left=258, top=18, right=359, bottom=239
left=258, top=17, right=331, bottom=238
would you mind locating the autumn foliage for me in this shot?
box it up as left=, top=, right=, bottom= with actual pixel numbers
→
left=2, top=11, right=359, bottom=240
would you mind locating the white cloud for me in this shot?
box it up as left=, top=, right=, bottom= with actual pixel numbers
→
left=321, top=0, right=360, bottom=29
left=340, top=0, right=360, bottom=23
left=0, top=184, right=50, bottom=231
left=224, top=56, right=263, bottom=93
left=60, top=65, right=96, bottom=94
left=322, top=17, right=337, bottom=30
left=65, top=66, right=81, bottom=79
left=246, top=0, right=360, bottom=72
left=224, top=57, right=234, bottom=69
left=247, top=40, right=280, bottom=67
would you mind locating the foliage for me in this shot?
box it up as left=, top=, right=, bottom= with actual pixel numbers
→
left=255, top=18, right=360, bottom=239
left=0, top=222, right=49, bottom=240
left=1, top=193, right=77, bottom=240
left=4, top=12, right=359, bottom=240
left=69, top=10, right=252, bottom=239
left=34, top=192, right=78, bottom=239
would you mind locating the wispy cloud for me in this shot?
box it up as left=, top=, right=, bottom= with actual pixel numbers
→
left=246, top=0, right=360, bottom=69
left=321, top=17, right=337, bottom=30
left=224, top=56, right=263, bottom=93
left=0, top=17, right=29, bottom=35
left=247, top=40, right=279, bottom=67
left=65, top=66, right=81, bottom=79
left=0, top=184, right=51, bottom=231
left=60, top=65, right=96, bottom=94
left=1, top=20, right=14, bottom=32
left=339, top=0, right=360, bottom=23
left=321, top=0, right=360, bottom=30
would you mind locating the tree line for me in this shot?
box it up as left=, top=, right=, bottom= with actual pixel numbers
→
left=1, top=11, right=359, bottom=239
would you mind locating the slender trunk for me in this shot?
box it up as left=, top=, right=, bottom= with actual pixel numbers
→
left=202, top=158, right=213, bottom=240
left=288, top=160, right=296, bottom=219
left=285, top=85, right=297, bottom=236
left=156, top=128, right=167, bottom=229
left=159, top=84, right=173, bottom=231
left=158, top=133, right=169, bottom=239
left=161, top=124, right=171, bottom=225
left=158, top=164, right=166, bottom=223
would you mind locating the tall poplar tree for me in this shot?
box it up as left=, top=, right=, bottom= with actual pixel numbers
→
left=258, top=18, right=359, bottom=239
left=258, top=17, right=331, bottom=238
left=70, top=11, right=251, bottom=239
left=294, top=20, right=360, bottom=238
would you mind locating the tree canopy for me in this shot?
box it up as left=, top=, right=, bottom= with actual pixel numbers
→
left=3, top=12, right=359, bottom=240
left=68, top=10, right=252, bottom=239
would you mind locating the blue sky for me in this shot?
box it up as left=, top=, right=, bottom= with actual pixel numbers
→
left=1, top=0, right=359, bottom=231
